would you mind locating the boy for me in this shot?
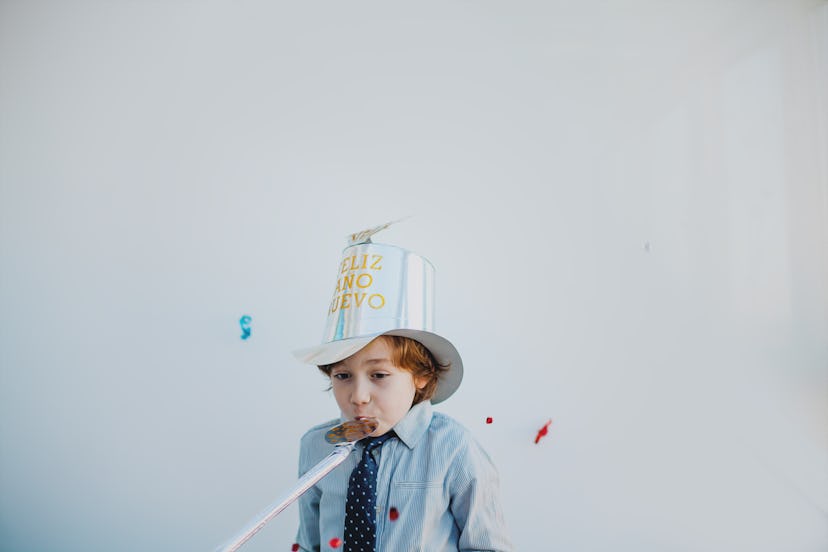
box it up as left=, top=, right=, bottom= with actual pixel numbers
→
left=293, top=226, right=512, bottom=552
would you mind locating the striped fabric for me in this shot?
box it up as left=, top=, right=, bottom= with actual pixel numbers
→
left=296, top=401, right=514, bottom=552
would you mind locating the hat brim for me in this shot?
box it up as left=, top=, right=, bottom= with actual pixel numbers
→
left=293, top=329, right=463, bottom=404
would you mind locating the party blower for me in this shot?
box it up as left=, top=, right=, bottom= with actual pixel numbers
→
left=215, top=417, right=379, bottom=552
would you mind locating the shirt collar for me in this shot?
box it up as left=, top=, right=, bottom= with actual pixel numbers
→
left=392, top=400, right=433, bottom=449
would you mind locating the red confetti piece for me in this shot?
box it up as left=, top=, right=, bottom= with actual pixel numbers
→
left=328, top=537, right=342, bottom=549
left=291, top=545, right=300, bottom=552
left=486, top=417, right=493, bottom=424
left=534, top=419, right=552, bottom=444
left=389, top=507, right=399, bottom=521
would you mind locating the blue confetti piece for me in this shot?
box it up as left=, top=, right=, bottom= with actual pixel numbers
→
left=239, top=315, right=252, bottom=340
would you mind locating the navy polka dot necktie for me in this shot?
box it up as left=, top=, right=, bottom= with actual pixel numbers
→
left=344, top=433, right=393, bottom=552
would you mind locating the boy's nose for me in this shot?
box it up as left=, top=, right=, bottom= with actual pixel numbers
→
left=351, top=378, right=371, bottom=404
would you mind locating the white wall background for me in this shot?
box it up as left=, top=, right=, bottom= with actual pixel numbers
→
left=1, top=1, right=826, bottom=551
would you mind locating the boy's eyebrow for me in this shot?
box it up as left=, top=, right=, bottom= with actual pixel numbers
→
left=364, top=357, right=392, bottom=365
left=332, top=357, right=391, bottom=370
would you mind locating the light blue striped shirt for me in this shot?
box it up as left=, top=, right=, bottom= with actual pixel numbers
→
left=295, top=401, right=513, bottom=551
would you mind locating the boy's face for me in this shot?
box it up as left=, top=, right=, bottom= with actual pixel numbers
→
left=329, top=337, right=427, bottom=437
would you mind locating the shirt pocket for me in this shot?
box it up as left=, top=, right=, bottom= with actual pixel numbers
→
left=386, top=481, right=452, bottom=546
left=390, top=480, right=446, bottom=508
left=393, top=480, right=443, bottom=490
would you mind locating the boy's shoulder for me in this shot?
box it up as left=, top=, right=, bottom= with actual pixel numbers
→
left=423, top=410, right=480, bottom=450
left=429, top=410, right=469, bottom=435
left=421, top=411, right=498, bottom=476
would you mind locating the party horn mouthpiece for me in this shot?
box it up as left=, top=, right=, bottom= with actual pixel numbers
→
left=325, top=418, right=378, bottom=444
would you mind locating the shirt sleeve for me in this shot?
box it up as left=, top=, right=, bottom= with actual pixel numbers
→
left=448, top=437, right=514, bottom=552
left=295, top=436, right=322, bottom=552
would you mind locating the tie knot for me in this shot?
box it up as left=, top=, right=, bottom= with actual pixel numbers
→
left=363, top=433, right=392, bottom=453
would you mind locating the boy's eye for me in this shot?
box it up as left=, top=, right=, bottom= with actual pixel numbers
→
left=372, top=373, right=389, bottom=380
left=332, top=373, right=350, bottom=381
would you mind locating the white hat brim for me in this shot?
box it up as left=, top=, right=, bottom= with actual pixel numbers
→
left=293, top=329, right=463, bottom=404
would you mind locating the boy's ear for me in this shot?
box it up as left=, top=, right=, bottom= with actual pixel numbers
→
left=414, top=376, right=429, bottom=390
